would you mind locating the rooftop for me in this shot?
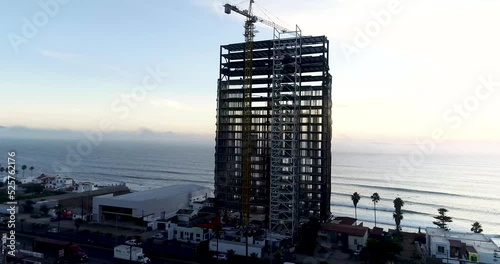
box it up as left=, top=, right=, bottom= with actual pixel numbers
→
left=371, top=227, right=384, bottom=236
left=426, top=227, right=490, bottom=242
left=465, top=245, right=477, bottom=254
left=177, top=209, right=194, bottom=215
left=449, top=239, right=464, bottom=248
left=333, top=217, right=357, bottom=226
left=426, top=227, right=500, bottom=253
left=321, top=223, right=369, bottom=237
left=110, top=184, right=206, bottom=202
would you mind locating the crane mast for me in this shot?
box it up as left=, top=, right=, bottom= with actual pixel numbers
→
left=241, top=0, right=255, bottom=226
left=223, top=2, right=301, bottom=238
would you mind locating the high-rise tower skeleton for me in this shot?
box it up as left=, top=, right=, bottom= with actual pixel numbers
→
left=214, top=34, right=331, bottom=237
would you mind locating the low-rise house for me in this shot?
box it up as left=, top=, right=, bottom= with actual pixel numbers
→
left=203, top=198, right=215, bottom=207
left=319, top=223, right=369, bottom=251
left=177, top=209, right=197, bottom=222
left=426, top=227, right=500, bottom=263
left=45, top=176, right=75, bottom=190
left=156, top=216, right=211, bottom=243
left=73, top=182, right=98, bottom=193
left=34, top=174, right=55, bottom=185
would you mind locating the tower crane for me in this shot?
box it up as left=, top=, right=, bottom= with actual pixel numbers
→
left=223, top=1, right=291, bottom=226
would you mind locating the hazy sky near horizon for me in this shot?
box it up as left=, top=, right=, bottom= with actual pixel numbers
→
left=1, top=0, right=500, bottom=141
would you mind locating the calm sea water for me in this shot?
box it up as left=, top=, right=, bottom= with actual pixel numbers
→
left=0, top=138, right=499, bottom=235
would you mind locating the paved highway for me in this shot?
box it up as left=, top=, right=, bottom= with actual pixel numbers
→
left=14, top=233, right=199, bottom=264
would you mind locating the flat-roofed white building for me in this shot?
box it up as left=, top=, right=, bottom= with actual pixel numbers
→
left=426, top=227, right=500, bottom=263
left=92, top=184, right=211, bottom=225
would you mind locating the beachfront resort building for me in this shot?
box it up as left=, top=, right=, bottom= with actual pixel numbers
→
left=92, top=184, right=211, bottom=228
left=214, top=35, right=332, bottom=236
left=425, top=227, right=500, bottom=263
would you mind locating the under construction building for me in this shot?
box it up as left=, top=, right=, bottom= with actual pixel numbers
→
left=214, top=34, right=331, bottom=233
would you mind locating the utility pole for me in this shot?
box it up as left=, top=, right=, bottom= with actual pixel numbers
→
left=115, top=214, right=118, bottom=245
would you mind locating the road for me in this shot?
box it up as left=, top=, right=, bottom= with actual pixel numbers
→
left=13, top=233, right=199, bottom=264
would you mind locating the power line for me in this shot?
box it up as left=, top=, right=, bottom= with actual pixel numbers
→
left=254, top=2, right=291, bottom=29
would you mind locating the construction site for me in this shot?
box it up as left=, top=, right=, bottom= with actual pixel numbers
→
left=214, top=1, right=332, bottom=240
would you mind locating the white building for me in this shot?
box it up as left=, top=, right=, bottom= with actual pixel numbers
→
left=426, top=227, right=500, bottom=263
left=44, top=176, right=74, bottom=190
left=319, top=223, right=369, bottom=252
left=73, top=182, right=98, bottom=193
left=92, top=184, right=211, bottom=226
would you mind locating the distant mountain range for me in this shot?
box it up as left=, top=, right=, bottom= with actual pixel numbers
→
left=0, top=126, right=211, bottom=142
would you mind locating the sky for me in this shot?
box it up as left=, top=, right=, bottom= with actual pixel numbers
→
left=1, top=0, right=500, bottom=143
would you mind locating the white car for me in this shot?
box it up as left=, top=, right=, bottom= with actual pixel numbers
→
left=125, top=239, right=142, bottom=246
left=48, top=228, right=59, bottom=233
left=152, top=233, right=164, bottom=239
left=212, top=253, right=228, bottom=260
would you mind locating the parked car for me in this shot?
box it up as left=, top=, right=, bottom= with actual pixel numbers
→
left=152, top=233, right=164, bottom=239
left=212, top=253, right=228, bottom=261
left=48, top=228, right=59, bottom=233
left=125, top=239, right=142, bottom=246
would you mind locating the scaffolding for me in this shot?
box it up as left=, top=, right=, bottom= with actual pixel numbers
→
left=269, top=26, right=302, bottom=238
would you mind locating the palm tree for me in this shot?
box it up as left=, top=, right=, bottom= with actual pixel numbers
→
left=214, top=225, right=222, bottom=255
left=393, top=197, right=404, bottom=231
left=21, top=165, right=27, bottom=178
left=371, top=193, right=380, bottom=227
left=471, top=222, right=483, bottom=233
left=55, top=204, right=64, bottom=232
left=351, top=192, right=361, bottom=224
left=29, top=166, right=34, bottom=177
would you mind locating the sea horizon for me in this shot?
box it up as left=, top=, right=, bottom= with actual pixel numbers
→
left=1, top=137, right=498, bottom=235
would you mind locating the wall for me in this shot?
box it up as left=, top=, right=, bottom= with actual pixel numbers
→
left=209, top=240, right=263, bottom=258
left=347, top=232, right=367, bottom=251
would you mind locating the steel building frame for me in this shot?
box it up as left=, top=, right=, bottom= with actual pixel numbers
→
left=215, top=35, right=331, bottom=236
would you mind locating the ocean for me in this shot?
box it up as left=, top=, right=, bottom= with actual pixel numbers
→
left=1, top=138, right=499, bottom=235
